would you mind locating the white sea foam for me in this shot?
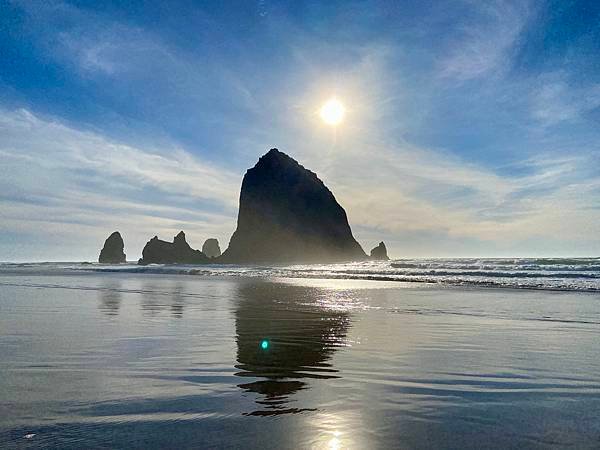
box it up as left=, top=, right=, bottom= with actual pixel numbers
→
left=1, top=258, right=599, bottom=292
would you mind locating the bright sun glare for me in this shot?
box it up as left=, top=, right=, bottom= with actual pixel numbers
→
left=319, top=98, right=345, bottom=125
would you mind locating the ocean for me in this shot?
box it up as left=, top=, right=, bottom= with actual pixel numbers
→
left=1, top=259, right=599, bottom=448
left=3, top=257, right=598, bottom=291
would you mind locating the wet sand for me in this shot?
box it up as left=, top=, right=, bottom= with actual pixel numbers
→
left=1, top=273, right=599, bottom=448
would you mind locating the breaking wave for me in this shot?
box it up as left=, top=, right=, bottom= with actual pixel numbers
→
left=2, top=257, right=600, bottom=292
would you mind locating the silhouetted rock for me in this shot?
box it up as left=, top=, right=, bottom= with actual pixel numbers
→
left=370, top=241, right=389, bottom=260
left=138, top=231, right=209, bottom=265
left=202, top=238, right=221, bottom=258
left=98, top=231, right=126, bottom=263
left=220, top=148, right=366, bottom=263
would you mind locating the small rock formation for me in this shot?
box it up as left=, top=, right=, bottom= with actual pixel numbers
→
left=98, top=231, right=126, bottom=263
left=138, top=231, right=209, bottom=265
left=220, top=148, right=366, bottom=263
left=202, top=238, right=221, bottom=258
left=369, top=242, right=389, bottom=260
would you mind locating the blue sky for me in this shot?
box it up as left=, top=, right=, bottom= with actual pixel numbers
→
left=1, top=0, right=599, bottom=261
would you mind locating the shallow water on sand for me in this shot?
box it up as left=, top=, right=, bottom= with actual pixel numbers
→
left=1, top=273, right=599, bottom=449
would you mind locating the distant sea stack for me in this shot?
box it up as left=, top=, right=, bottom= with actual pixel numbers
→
left=220, top=148, right=366, bottom=263
left=98, top=231, right=126, bottom=263
left=202, top=238, right=221, bottom=258
left=370, top=242, right=389, bottom=261
left=138, top=231, right=209, bottom=265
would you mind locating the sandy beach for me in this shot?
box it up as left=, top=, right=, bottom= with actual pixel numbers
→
left=1, top=268, right=599, bottom=448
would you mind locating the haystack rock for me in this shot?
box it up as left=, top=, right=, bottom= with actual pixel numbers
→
left=138, top=231, right=209, bottom=265
left=202, top=238, right=221, bottom=258
left=370, top=242, right=389, bottom=261
left=220, top=148, right=366, bottom=263
left=98, top=231, right=126, bottom=263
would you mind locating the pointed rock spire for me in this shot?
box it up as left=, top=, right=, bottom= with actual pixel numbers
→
left=220, top=148, right=366, bottom=263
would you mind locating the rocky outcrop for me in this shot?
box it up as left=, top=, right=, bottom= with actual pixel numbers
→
left=202, top=238, right=221, bottom=258
left=220, top=148, right=366, bottom=263
left=369, top=242, right=389, bottom=260
left=98, top=231, right=126, bottom=263
left=138, top=231, right=209, bottom=265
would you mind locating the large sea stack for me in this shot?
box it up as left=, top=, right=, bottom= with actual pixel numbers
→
left=220, top=148, right=366, bottom=263
left=98, top=231, right=126, bottom=263
left=138, top=231, right=209, bottom=265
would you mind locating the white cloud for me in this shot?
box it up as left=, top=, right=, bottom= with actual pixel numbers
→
left=530, top=73, right=600, bottom=126
left=290, top=133, right=600, bottom=256
left=0, top=108, right=239, bottom=204
left=0, top=108, right=240, bottom=261
left=440, top=1, right=532, bottom=81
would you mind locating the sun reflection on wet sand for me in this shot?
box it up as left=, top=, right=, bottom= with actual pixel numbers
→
left=306, top=411, right=362, bottom=450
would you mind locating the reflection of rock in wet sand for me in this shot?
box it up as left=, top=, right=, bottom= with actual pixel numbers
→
left=98, top=282, right=122, bottom=316
left=139, top=281, right=186, bottom=317
left=234, top=282, right=351, bottom=416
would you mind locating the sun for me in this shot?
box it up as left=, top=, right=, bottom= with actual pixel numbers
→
left=319, top=98, right=345, bottom=126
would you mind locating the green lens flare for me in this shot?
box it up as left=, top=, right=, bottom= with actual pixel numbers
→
left=260, top=340, right=269, bottom=350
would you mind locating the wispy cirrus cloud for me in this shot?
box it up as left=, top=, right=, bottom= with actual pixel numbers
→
left=439, top=0, right=533, bottom=81
left=265, top=39, right=600, bottom=255
left=294, top=131, right=600, bottom=256
left=530, top=72, right=600, bottom=127
left=0, top=107, right=240, bottom=261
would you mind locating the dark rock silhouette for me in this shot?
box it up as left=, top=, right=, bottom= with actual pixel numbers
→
left=220, top=148, right=366, bottom=263
left=370, top=241, right=389, bottom=260
left=138, top=231, right=209, bottom=265
left=202, top=238, right=221, bottom=258
left=98, top=231, right=126, bottom=263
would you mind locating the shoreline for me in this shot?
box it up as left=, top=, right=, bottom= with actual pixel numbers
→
left=2, top=255, right=600, bottom=294
left=1, top=268, right=600, bottom=295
